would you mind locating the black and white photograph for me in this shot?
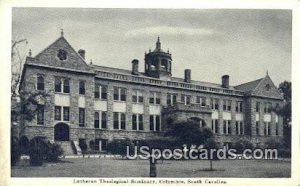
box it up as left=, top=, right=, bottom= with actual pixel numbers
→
left=1, top=1, right=300, bottom=186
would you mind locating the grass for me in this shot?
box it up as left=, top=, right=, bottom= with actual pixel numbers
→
left=11, top=158, right=291, bottom=177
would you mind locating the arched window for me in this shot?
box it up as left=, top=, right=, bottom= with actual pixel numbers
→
left=94, top=112, right=99, bottom=128
left=101, top=112, right=107, bottom=129
left=37, top=76, right=44, bottom=90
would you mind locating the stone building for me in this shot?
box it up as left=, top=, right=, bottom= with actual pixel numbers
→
left=18, top=31, right=284, bottom=153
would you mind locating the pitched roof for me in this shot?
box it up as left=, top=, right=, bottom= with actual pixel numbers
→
left=234, top=78, right=263, bottom=92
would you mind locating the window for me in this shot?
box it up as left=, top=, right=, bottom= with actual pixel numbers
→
left=167, top=93, right=177, bottom=105
left=55, top=77, right=70, bottom=93
left=236, top=101, right=243, bottom=112
left=264, top=103, right=272, bottom=113
left=37, top=104, right=44, bottom=125
left=54, top=106, right=61, bottom=120
left=132, top=90, right=144, bottom=103
left=196, top=96, right=206, bottom=106
left=95, top=85, right=107, bottom=99
left=223, top=120, right=231, bottom=135
left=63, top=107, right=69, bottom=121
left=275, top=122, right=279, bottom=135
left=94, top=111, right=107, bottom=129
left=79, top=81, right=85, bottom=95
left=211, top=98, right=219, bottom=110
left=55, top=78, right=62, bottom=92
left=181, top=94, right=191, bottom=105
left=256, top=122, right=260, bottom=135
left=235, top=121, right=243, bottom=135
left=113, top=87, right=127, bottom=101
left=95, top=139, right=108, bottom=151
left=94, top=112, right=99, bottom=128
left=149, top=92, right=161, bottom=104
left=63, top=79, right=70, bottom=93
left=264, top=122, right=271, bottom=135
left=223, top=100, right=231, bottom=111
left=132, top=114, right=144, bottom=130
left=37, top=76, right=44, bottom=90
left=211, top=119, right=219, bottom=134
left=150, top=115, right=160, bottom=131
left=101, top=112, right=107, bottom=129
left=256, top=102, right=260, bottom=112
left=55, top=106, right=69, bottom=121
left=57, top=49, right=68, bottom=60
left=79, top=108, right=85, bottom=127
left=113, top=112, right=126, bottom=130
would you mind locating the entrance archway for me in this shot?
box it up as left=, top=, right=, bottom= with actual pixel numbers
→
left=54, top=123, right=69, bottom=141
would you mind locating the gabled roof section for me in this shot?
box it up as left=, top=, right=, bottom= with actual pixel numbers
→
left=25, top=36, right=92, bottom=73
left=235, top=74, right=283, bottom=100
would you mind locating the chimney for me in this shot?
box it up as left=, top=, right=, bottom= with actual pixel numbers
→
left=222, top=75, right=229, bottom=88
left=184, top=69, right=191, bottom=83
left=132, top=59, right=139, bottom=75
left=78, top=49, right=85, bottom=59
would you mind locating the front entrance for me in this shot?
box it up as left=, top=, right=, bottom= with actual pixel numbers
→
left=54, top=123, right=70, bottom=141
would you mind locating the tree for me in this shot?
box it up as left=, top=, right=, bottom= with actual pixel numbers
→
left=164, top=120, right=213, bottom=148
left=203, top=138, right=219, bottom=171
left=277, top=81, right=291, bottom=148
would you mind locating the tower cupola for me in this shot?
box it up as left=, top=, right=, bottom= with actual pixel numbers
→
left=144, top=37, right=172, bottom=80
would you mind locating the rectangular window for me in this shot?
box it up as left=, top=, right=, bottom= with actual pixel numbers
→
left=95, top=139, right=108, bottom=151
left=79, top=80, right=85, bottom=95
left=55, top=106, right=61, bottom=120
left=181, top=94, right=191, bottom=105
left=211, top=119, right=219, bottom=134
left=55, top=77, right=62, bottom=92
left=149, top=92, right=161, bottom=104
left=149, top=115, right=160, bottom=131
left=256, top=102, right=260, bottom=112
left=132, top=90, right=143, bottom=103
left=37, top=104, right=44, bottom=125
left=113, top=87, right=127, bottom=101
left=264, top=103, right=272, bottom=113
left=113, top=112, right=126, bottom=130
left=79, top=108, right=85, bottom=127
left=95, top=85, right=107, bottom=99
left=167, top=93, right=177, bottom=105
left=235, top=121, right=243, bottom=135
left=256, top=122, right=260, bottom=135
left=196, top=96, right=206, bottom=106
left=37, top=76, right=44, bottom=91
left=264, top=122, right=271, bottom=135
left=95, top=85, right=100, bottom=99
left=94, top=112, right=99, bottom=128
left=236, top=101, right=243, bottom=112
left=63, top=107, right=69, bottom=121
left=63, top=79, right=70, bottom=93
left=101, top=112, right=107, bottom=129
left=275, top=122, right=279, bottom=135
left=132, top=114, right=144, bottom=130
left=223, top=120, right=231, bottom=135
left=223, top=100, right=232, bottom=111
left=211, top=98, right=219, bottom=110
left=150, top=115, right=154, bottom=131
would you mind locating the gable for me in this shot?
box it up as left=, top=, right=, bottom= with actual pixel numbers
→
left=26, top=36, right=92, bottom=73
left=251, top=75, right=283, bottom=100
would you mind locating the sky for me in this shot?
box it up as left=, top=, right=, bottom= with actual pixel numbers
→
left=12, top=8, right=292, bottom=86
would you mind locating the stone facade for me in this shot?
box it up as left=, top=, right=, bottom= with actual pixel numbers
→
left=18, top=34, right=284, bottom=151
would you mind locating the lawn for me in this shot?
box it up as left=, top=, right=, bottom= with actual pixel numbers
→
left=11, top=158, right=290, bottom=177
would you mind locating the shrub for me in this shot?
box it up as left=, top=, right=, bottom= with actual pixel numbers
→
left=278, top=148, right=291, bottom=158
left=265, top=137, right=283, bottom=149
left=79, top=139, right=88, bottom=154
left=29, top=137, right=48, bottom=166
left=45, top=142, right=64, bottom=162
left=107, top=138, right=134, bottom=157
left=232, top=139, right=254, bottom=154
left=11, top=136, right=20, bottom=166
left=19, top=136, right=30, bottom=155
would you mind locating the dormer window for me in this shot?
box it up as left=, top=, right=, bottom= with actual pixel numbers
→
left=57, top=49, right=67, bottom=61
left=265, top=84, right=271, bottom=91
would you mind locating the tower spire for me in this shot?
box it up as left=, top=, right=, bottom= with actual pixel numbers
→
left=156, top=36, right=161, bottom=51
left=61, top=29, right=64, bottom=37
